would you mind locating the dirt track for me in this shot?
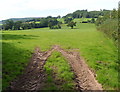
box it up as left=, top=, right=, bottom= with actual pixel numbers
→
left=9, top=45, right=103, bottom=91
left=53, top=45, right=103, bottom=90
left=9, top=47, right=54, bottom=90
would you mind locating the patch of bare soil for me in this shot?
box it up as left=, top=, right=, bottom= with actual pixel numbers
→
left=9, top=47, right=54, bottom=91
left=53, top=45, right=103, bottom=90
left=8, top=45, right=103, bottom=91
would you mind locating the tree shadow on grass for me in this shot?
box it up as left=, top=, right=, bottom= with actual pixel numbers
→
left=2, top=42, right=31, bottom=91
left=2, top=34, right=39, bottom=40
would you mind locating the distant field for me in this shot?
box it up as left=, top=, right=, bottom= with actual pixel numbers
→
left=57, top=18, right=65, bottom=23
left=74, top=18, right=92, bottom=22
left=57, top=18, right=95, bottom=24
left=2, top=21, right=118, bottom=90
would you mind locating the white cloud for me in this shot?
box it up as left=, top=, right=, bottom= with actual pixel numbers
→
left=23, top=0, right=119, bottom=10
left=0, top=0, right=119, bottom=20
left=25, top=0, right=79, bottom=10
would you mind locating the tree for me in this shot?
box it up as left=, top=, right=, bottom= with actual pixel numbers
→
left=2, top=20, right=14, bottom=30
left=67, top=21, right=76, bottom=29
left=91, top=18, right=95, bottom=23
left=57, top=15, right=61, bottom=18
left=21, top=22, right=32, bottom=30
left=3, top=20, right=23, bottom=30
left=48, top=18, right=60, bottom=29
left=46, top=16, right=52, bottom=19
left=64, top=17, right=73, bottom=24
left=95, top=9, right=118, bottom=44
left=14, top=21, right=22, bottom=30
left=111, top=9, right=118, bottom=19
left=39, top=18, right=48, bottom=27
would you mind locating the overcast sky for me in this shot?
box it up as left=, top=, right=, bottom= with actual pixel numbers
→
left=0, top=0, right=119, bottom=21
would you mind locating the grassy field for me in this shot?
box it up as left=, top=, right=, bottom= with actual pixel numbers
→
left=74, top=18, right=92, bottom=22
left=2, top=21, right=118, bottom=90
left=57, top=18, right=65, bottom=23
left=57, top=18, right=94, bottom=24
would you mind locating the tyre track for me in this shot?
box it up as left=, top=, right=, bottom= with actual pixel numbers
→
left=53, top=45, right=103, bottom=90
left=8, top=45, right=103, bottom=91
left=9, top=47, right=54, bottom=91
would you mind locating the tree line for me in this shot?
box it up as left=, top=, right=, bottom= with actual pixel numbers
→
left=2, top=17, right=62, bottom=30
left=2, top=15, right=79, bottom=30
left=1, top=9, right=116, bottom=31
left=62, top=9, right=110, bottom=18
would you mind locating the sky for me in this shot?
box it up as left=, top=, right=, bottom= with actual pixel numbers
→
left=0, top=0, right=119, bottom=21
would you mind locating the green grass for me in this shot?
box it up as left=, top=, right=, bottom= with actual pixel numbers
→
left=57, top=18, right=94, bottom=24
left=74, top=18, right=97, bottom=23
left=44, top=51, right=75, bottom=90
left=35, top=21, right=40, bottom=23
left=74, top=18, right=92, bottom=22
left=2, top=42, right=31, bottom=90
left=57, top=18, right=65, bottom=23
left=2, top=21, right=118, bottom=90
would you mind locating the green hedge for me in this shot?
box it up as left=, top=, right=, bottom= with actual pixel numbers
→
left=97, top=19, right=118, bottom=44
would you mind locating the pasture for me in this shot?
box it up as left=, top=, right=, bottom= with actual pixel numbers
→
left=2, top=22, right=118, bottom=90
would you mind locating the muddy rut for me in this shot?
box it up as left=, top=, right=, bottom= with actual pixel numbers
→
left=9, top=47, right=54, bottom=90
left=9, top=45, right=103, bottom=91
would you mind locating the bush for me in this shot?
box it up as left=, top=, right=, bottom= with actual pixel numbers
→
left=95, top=9, right=118, bottom=44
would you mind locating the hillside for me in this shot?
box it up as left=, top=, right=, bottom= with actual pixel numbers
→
left=63, top=9, right=110, bottom=18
